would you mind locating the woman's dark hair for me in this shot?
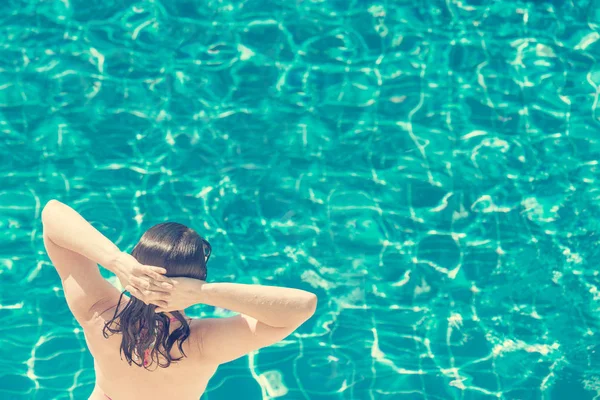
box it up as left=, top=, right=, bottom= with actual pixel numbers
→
left=102, top=222, right=211, bottom=370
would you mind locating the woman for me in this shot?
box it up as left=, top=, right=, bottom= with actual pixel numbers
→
left=41, top=199, right=317, bottom=400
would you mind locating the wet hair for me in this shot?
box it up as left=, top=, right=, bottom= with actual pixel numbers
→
left=102, top=222, right=211, bottom=369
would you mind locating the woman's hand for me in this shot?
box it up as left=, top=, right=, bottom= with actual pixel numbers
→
left=110, top=252, right=174, bottom=306
left=153, top=277, right=205, bottom=313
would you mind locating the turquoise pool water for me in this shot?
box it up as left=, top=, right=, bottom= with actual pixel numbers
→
left=1, top=0, right=600, bottom=399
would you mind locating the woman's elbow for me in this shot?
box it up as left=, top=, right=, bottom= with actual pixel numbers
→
left=41, top=199, right=60, bottom=221
left=303, top=293, right=318, bottom=319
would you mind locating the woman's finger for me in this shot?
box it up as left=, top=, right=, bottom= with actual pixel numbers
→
left=125, top=285, right=138, bottom=296
left=143, top=283, right=171, bottom=297
left=146, top=270, right=174, bottom=287
left=151, top=266, right=167, bottom=275
left=132, top=274, right=171, bottom=293
left=141, top=289, right=170, bottom=303
left=145, top=266, right=169, bottom=280
left=126, top=285, right=148, bottom=304
left=148, top=278, right=174, bottom=291
left=127, top=281, right=170, bottom=306
left=131, top=276, right=151, bottom=290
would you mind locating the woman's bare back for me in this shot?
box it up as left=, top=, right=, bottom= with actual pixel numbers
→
left=39, top=200, right=317, bottom=400
left=83, top=305, right=217, bottom=400
left=80, top=280, right=316, bottom=399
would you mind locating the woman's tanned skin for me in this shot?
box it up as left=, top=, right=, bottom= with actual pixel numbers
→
left=41, top=199, right=317, bottom=400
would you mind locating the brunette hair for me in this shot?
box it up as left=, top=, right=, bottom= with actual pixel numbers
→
left=102, top=222, right=211, bottom=369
